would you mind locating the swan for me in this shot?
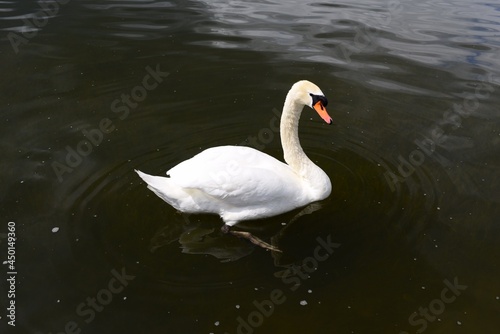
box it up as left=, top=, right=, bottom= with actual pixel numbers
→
left=136, top=80, right=332, bottom=250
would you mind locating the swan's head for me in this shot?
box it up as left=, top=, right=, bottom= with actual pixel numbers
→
left=291, top=80, right=333, bottom=124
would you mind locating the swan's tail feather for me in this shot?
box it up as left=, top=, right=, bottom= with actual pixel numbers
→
left=135, top=169, right=169, bottom=190
left=135, top=169, right=186, bottom=209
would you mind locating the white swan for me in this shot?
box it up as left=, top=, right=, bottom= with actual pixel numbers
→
left=136, top=80, right=332, bottom=248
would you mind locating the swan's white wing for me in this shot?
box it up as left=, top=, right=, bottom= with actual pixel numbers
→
left=167, top=146, right=303, bottom=207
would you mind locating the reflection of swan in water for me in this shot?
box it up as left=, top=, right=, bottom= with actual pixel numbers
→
left=149, top=202, right=325, bottom=262
left=137, top=80, right=332, bottom=251
left=149, top=213, right=254, bottom=262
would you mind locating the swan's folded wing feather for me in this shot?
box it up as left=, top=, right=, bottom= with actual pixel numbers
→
left=175, top=165, right=296, bottom=206
left=166, top=146, right=301, bottom=206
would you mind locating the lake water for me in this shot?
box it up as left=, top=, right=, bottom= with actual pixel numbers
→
left=1, top=0, right=499, bottom=333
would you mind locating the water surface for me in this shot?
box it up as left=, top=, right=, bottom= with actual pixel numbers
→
left=1, top=0, right=499, bottom=333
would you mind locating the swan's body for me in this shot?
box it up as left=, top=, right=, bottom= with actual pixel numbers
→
left=136, top=80, right=333, bottom=228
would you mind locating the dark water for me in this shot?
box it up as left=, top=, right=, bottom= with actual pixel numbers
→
left=1, top=0, right=500, bottom=333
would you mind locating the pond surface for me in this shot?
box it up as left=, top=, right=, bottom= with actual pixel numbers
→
left=1, top=0, right=500, bottom=333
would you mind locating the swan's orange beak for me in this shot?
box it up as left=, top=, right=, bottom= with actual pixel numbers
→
left=313, top=101, right=333, bottom=124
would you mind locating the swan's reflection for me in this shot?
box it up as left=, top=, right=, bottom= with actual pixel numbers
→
left=148, top=202, right=325, bottom=263
left=149, top=213, right=254, bottom=262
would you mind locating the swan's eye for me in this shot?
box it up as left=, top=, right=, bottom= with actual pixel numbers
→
left=310, top=93, right=328, bottom=107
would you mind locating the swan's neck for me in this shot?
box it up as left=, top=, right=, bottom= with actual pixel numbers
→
left=279, top=92, right=322, bottom=170
left=280, top=95, right=331, bottom=199
left=280, top=97, right=310, bottom=174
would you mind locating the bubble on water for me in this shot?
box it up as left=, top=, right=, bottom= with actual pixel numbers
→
left=52, top=227, right=59, bottom=233
left=300, top=300, right=308, bottom=306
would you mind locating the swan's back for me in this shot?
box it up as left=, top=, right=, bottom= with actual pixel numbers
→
left=167, top=146, right=306, bottom=205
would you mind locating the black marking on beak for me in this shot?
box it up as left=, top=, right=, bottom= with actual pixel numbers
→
left=310, top=93, right=328, bottom=107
